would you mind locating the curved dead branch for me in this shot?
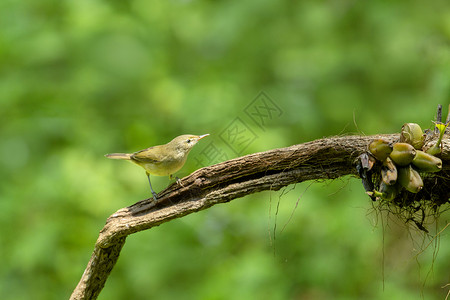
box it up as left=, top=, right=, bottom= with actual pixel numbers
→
left=70, top=134, right=449, bottom=300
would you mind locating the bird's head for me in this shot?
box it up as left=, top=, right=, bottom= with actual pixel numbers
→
left=170, top=134, right=209, bottom=153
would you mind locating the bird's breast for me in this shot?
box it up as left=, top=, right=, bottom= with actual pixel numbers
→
left=142, top=156, right=187, bottom=176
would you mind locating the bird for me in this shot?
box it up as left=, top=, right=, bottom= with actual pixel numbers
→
left=105, top=134, right=209, bottom=201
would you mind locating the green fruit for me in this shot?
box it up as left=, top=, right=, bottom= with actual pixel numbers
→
left=378, top=181, right=398, bottom=201
left=397, top=165, right=423, bottom=193
left=400, top=123, right=425, bottom=150
left=381, top=157, right=397, bottom=185
left=412, top=150, right=442, bottom=172
left=389, top=143, right=416, bottom=166
left=368, top=139, right=392, bottom=161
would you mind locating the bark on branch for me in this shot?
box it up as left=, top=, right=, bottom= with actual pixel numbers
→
left=70, top=134, right=450, bottom=300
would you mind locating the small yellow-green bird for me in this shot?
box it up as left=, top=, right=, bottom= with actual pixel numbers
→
left=105, top=134, right=209, bottom=201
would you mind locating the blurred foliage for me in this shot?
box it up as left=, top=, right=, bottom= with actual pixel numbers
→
left=0, top=0, right=449, bottom=299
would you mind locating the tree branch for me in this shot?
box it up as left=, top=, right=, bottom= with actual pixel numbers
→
left=70, top=134, right=450, bottom=300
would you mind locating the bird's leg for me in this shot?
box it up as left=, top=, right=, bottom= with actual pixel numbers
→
left=146, top=172, right=158, bottom=201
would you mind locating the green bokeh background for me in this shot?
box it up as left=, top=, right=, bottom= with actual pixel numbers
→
left=1, top=0, right=449, bottom=299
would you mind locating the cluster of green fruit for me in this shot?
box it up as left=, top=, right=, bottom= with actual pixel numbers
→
left=368, top=123, right=445, bottom=201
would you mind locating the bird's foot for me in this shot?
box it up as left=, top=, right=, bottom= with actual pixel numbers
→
left=175, top=176, right=184, bottom=187
left=151, top=192, right=158, bottom=202
left=170, top=174, right=184, bottom=187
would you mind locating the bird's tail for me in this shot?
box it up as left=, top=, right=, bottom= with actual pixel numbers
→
left=105, top=153, right=132, bottom=160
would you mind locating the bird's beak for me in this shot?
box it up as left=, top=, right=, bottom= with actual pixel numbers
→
left=198, top=134, right=210, bottom=140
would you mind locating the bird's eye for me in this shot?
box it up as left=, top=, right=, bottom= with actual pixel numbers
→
left=187, top=139, right=191, bottom=144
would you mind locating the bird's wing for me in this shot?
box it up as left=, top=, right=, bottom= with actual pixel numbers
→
left=130, top=146, right=164, bottom=164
